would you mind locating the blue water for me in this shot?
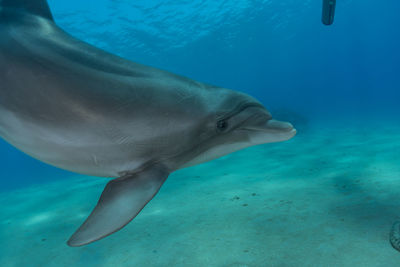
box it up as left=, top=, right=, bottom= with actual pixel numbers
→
left=1, top=0, right=399, bottom=191
left=50, top=0, right=400, bottom=119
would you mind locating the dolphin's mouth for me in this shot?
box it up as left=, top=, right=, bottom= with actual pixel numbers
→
left=240, top=118, right=297, bottom=144
left=233, top=105, right=297, bottom=139
left=243, top=119, right=296, bottom=133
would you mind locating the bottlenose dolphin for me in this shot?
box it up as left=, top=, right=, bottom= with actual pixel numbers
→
left=0, top=0, right=296, bottom=246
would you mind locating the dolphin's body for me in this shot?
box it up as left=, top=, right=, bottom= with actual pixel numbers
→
left=0, top=0, right=296, bottom=246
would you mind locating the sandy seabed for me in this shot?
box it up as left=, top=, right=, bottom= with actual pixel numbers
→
left=1, top=121, right=400, bottom=266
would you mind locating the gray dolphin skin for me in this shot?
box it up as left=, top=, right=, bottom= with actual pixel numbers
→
left=0, top=0, right=296, bottom=247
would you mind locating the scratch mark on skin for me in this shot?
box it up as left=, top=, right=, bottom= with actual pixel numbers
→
left=92, top=154, right=99, bottom=166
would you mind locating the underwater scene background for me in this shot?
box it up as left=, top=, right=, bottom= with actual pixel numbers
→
left=1, top=0, right=400, bottom=266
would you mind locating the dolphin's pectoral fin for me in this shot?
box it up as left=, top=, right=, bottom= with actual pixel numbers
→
left=67, top=165, right=169, bottom=247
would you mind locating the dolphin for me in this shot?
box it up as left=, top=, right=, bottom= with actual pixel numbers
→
left=0, top=0, right=296, bottom=247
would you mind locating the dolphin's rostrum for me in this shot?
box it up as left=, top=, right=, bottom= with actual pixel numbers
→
left=0, top=0, right=296, bottom=246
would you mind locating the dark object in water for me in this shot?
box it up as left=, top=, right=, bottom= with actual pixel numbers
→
left=322, top=0, right=336, bottom=25
left=390, top=221, right=400, bottom=252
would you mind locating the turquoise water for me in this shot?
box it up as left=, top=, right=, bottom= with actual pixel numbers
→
left=1, top=0, right=400, bottom=266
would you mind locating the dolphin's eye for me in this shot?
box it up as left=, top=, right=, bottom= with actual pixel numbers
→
left=216, top=120, right=228, bottom=132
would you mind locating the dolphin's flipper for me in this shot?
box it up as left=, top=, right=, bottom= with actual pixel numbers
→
left=2, top=0, right=54, bottom=21
left=67, top=165, right=169, bottom=247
